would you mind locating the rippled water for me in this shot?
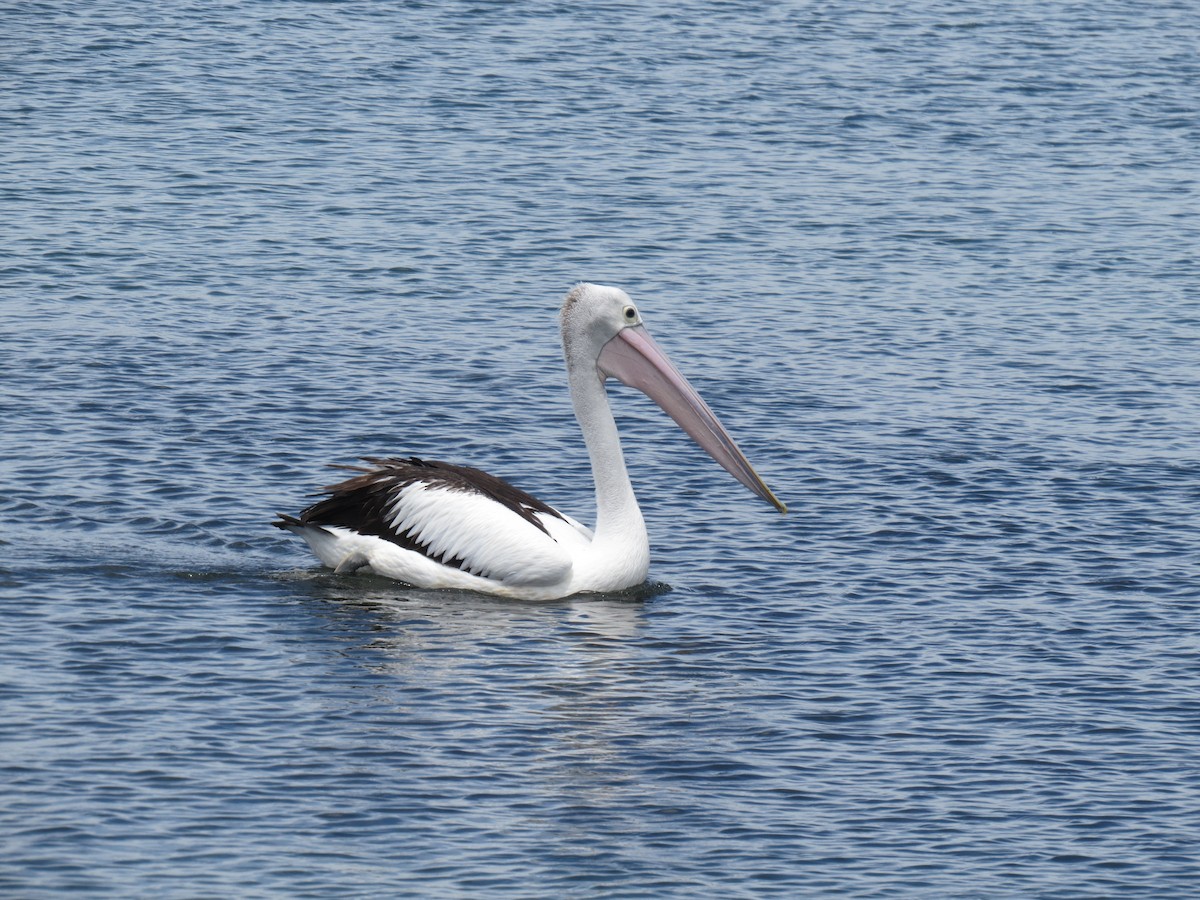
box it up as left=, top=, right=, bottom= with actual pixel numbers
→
left=3, top=1, right=1199, bottom=896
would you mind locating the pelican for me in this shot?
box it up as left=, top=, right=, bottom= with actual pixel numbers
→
left=275, top=283, right=785, bottom=599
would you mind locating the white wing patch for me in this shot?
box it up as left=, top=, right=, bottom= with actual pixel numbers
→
left=386, top=482, right=573, bottom=586
left=550, top=511, right=593, bottom=541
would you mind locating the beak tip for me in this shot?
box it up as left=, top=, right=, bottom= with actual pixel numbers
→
left=759, top=486, right=786, bottom=514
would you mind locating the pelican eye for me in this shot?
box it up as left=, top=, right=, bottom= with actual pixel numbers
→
left=623, top=305, right=638, bottom=322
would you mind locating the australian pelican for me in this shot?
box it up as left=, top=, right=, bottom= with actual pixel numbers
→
left=275, top=283, right=784, bottom=599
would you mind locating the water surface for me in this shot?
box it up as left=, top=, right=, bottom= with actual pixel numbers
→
left=3, top=1, right=1199, bottom=896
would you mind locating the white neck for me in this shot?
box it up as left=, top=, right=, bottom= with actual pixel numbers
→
left=566, top=357, right=649, bottom=585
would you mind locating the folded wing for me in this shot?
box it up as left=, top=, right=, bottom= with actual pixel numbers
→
left=288, top=457, right=575, bottom=587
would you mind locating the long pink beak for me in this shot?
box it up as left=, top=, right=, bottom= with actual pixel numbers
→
left=597, top=324, right=787, bottom=513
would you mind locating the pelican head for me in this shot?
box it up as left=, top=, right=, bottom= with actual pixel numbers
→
left=561, top=283, right=786, bottom=513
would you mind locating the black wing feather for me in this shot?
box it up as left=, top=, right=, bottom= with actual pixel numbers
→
left=273, top=457, right=565, bottom=573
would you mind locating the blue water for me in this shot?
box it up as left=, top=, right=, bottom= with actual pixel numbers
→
left=3, top=1, right=1199, bottom=896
